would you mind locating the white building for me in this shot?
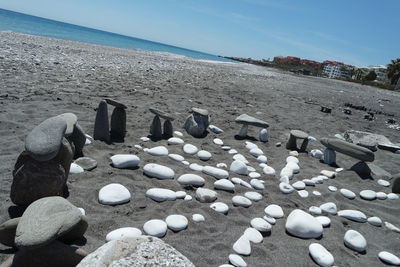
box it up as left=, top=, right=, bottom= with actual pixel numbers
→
left=323, top=64, right=353, bottom=79
left=357, top=65, right=387, bottom=84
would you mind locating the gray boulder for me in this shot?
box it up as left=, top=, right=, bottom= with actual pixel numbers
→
left=163, top=120, right=173, bottom=137
left=57, top=113, right=78, bottom=136
left=149, top=115, right=162, bottom=139
left=67, top=123, right=86, bottom=158
left=392, top=174, right=400, bottom=193
left=235, top=114, right=269, bottom=138
left=184, top=108, right=210, bottom=138
left=110, top=107, right=126, bottom=140
left=343, top=130, right=392, bottom=151
left=320, top=137, right=374, bottom=162
left=74, top=157, right=97, bottom=171
left=93, top=100, right=110, bottom=142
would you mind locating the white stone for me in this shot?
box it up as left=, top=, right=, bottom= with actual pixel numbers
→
left=192, top=214, right=205, bottom=222
left=173, top=130, right=183, bottom=137
left=367, top=216, right=382, bottom=227
left=196, top=188, right=218, bottom=203
left=221, top=146, right=231, bottom=150
left=286, top=156, right=299, bottom=164
left=311, top=176, right=324, bottom=184
left=309, top=243, right=334, bottom=267
left=243, top=227, right=263, bottom=243
left=385, top=222, right=400, bottom=233
left=216, top=163, right=227, bottom=169
left=338, top=210, right=367, bottom=222
left=285, top=209, right=323, bottom=239
left=378, top=251, right=400, bottom=265
left=69, top=163, right=84, bottom=174
left=249, top=148, right=264, bottom=157
left=99, top=183, right=131, bottom=205
left=279, top=182, right=294, bottom=194
left=247, top=166, right=256, bottom=172
left=308, top=136, right=317, bottom=142
left=250, top=179, right=264, bottom=190
left=298, top=190, right=309, bottom=198
left=245, top=141, right=258, bottom=150
left=320, top=170, right=336, bottom=178
left=340, top=188, right=356, bottom=199
left=249, top=172, right=261, bottom=178
left=292, top=181, right=306, bottom=190
left=259, top=163, right=268, bottom=169
left=143, top=219, right=168, bottom=238
left=360, top=190, right=376, bottom=200
left=203, top=166, right=229, bottom=179
left=335, top=167, right=344, bottom=172
left=286, top=162, right=300, bottom=174
left=167, top=137, right=184, bottom=145
left=197, top=150, right=212, bottom=161
left=257, top=155, right=268, bottom=163
left=387, top=193, right=399, bottom=200
left=309, top=206, right=322, bottom=215
left=168, top=153, right=184, bottom=162
left=177, top=174, right=205, bottom=186
left=78, top=208, right=86, bottom=216
left=328, top=186, right=337, bottom=192
left=189, top=163, right=203, bottom=172
left=233, top=154, right=249, bottom=164
left=280, top=176, right=289, bottom=184
left=184, top=195, right=192, bottom=201
left=289, top=151, right=299, bottom=157
left=110, top=154, right=140, bottom=169
left=183, top=144, right=198, bottom=155
left=251, top=218, right=271, bottom=232
left=105, top=227, right=142, bottom=242
left=140, top=136, right=150, bottom=142
left=263, top=215, right=276, bottom=225
left=259, top=128, right=269, bottom=142
left=146, top=188, right=177, bottom=202
left=210, top=202, right=229, bottom=214
left=310, top=149, right=323, bottom=159
left=377, top=179, right=390, bottom=187
left=344, top=230, right=367, bottom=252
left=232, top=196, right=252, bottom=207
left=214, top=179, right=235, bottom=192
left=232, top=235, right=251, bottom=256
left=315, top=216, right=331, bottom=227
left=320, top=202, right=337, bottom=215
left=146, top=146, right=169, bottom=156
left=165, top=214, right=188, bottom=231
left=280, top=167, right=294, bottom=180
left=230, top=160, right=249, bottom=175
left=229, top=149, right=238, bottom=155
left=229, top=254, right=247, bottom=267
left=213, top=138, right=224, bottom=145
left=231, top=177, right=242, bottom=184
left=239, top=180, right=252, bottom=189
left=134, top=144, right=142, bottom=150
left=182, top=161, right=189, bottom=166
left=265, top=204, right=284, bottom=218
left=85, top=138, right=92, bottom=146
left=143, top=163, right=175, bottom=179
left=303, top=179, right=316, bottom=186
left=376, top=192, right=387, bottom=200
left=244, top=192, right=262, bottom=201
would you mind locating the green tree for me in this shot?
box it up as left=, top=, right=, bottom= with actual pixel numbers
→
left=364, top=70, right=377, bottom=81
left=353, top=68, right=365, bottom=80
left=387, top=58, right=400, bottom=85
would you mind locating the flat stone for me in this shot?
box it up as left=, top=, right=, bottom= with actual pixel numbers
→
left=385, top=222, right=400, bottom=233
left=315, top=216, right=331, bottom=227
left=202, top=166, right=229, bottom=179
left=183, top=144, right=198, bottom=155
left=182, top=161, right=190, bottom=166
left=388, top=193, right=399, bottom=200
left=378, top=179, right=390, bottom=187
left=189, top=163, right=203, bottom=172
left=229, top=149, right=238, bottom=154
left=196, top=188, right=218, bottom=203
left=245, top=141, right=258, bottom=150
left=146, top=146, right=169, bottom=156
left=213, top=138, right=224, bottom=145
left=344, top=230, right=367, bottom=252
left=177, top=174, right=205, bottom=186
left=328, top=186, right=337, bottom=192
left=192, top=107, right=208, bottom=116
left=174, top=131, right=183, bottom=137
left=319, top=202, right=337, bottom=215
left=229, top=254, right=247, bottom=267
left=263, top=166, right=276, bottom=176
left=257, top=155, right=267, bottom=164
left=320, top=137, right=375, bottom=162
left=233, top=154, right=249, bottom=164
left=143, top=163, right=175, bottom=179
left=343, top=130, right=391, bottom=150
left=140, top=136, right=150, bottom=142
left=286, top=156, right=299, bottom=164
left=243, top=227, right=263, bottom=244
left=106, top=227, right=142, bottom=242
left=251, top=218, right=271, bottom=232
left=309, top=206, right=322, bottom=215
left=184, top=195, right=192, bottom=201
left=69, top=163, right=84, bottom=174
left=320, top=170, right=336, bottom=178
left=143, top=220, right=168, bottom=238
left=263, top=215, right=276, bottom=225
left=250, top=179, right=264, bottom=190
left=149, top=108, right=175, bottom=120
left=25, top=116, right=67, bottom=161
left=233, top=235, right=251, bottom=256
left=338, top=210, right=367, bottom=222
left=197, top=150, right=212, bottom=161
left=249, top=148, right=264, bottom=157
left=208, top=125, right=224, bottom=134
left=292, top=181, right=306, bottom=190
left=165, top=215, right=188, bottom=231
left=244, top=192, right=262, bottom=201
left=192, top=214, right=205, bottom=222
left=105, top=98, right=127, bottom=109
left=74, top=157, right=97, bottom=171
left=175, top=191, right=186, bottom=199
left=360, top=190, right=376, bottom=200
left=168, top=154, right=185, bottom=162
left=368, top=216, right=382, bottom=227
left=232, top=196, right=252, bottom=207
left=168, top=137, right=184, bottom=145
left=290, top=130, right=308, bottom=139
left=99, top=184, right=131, bottom=205
left=146, top=188, right=177, bottom=202
left=111, top=154, right=140, bottom=169
left=340, top=188, right=356, bottom=199
left=221, top=146, right=231, bottom=150
left=230, top=160, right=249, bottom=175
left=313, top=191, right=322, bottom=196
left=210, top=202, right=229, bottom=214
left=378, top=251, right=400, bottom=265
left=309, top=243, right=334, bottom=267
left=285, top=209, right=323, bottom=239
left=376, top=192, right=387, bottom=200
left=279, top=182, right=294, bottom=194
left=297, top=190, right=309, bottom=198
left=235, top=114, right=269, bottom=128
left=214, top=179, right=235, bottom=192
left=57, top=113, right=77, bottom=135
left=310, top=149, right=324, bottom=159
left=15, top=196, right=84, bottom=249
left=264, top=204, right=284, bottom=218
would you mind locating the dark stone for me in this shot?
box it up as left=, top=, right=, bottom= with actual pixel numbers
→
left=191, top=107, right=209, bottom=116
left=320, top=106, right=332, bottom=113
left=392, top=174, right=400, bottom=193
left=105, top=98, right=127, bottom=109
left=0, top=217, right=20, bottom=247
left=183, top=113, right=209, bottom=138
left=74, top=157, right=97, bottom=171
left=149, top=115, right=162, bottom=139
left=163, top=120, right=173, bottom=137
left=320, top=138, right=375, bottom=162
left=67, top=124, right=86, bottom=158
left=93, top=100, right=110, bottom=142
left=55, top=138, right=74, bottom=181
left=110, top=107, right=126, bottom=140
left=149, top=108, right=175, bottom=121
left=235, top=114, right=269, bottom=128
left=286, top=130, right=309, bottom=151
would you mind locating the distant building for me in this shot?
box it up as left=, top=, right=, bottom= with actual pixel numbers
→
left=356, top=65, right=388, bottom=84
left=322, top=61, right=354, bottom=79
left=273, top=56, right=301, bottom=64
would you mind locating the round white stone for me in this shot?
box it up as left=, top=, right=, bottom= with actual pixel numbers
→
left=328, top=186, right=337, bottom=192
left=233, top=154, right=249, bottom=164
left=286, top=156, right=299, bottom=164
left=110, top=154, right=140, bottom=169
left=387, top=193, right=399, bottom=200
left=213, top=138, right=224, bottom=145
left=143, top=163, right=175, bottom=179
left=249, top=148, right=263, bottom=157
left=286, top=162, right=300, bottom=174
left=214, top=179, right=235, bottom=192
left=377, top=179, right=390, bottom=187
left=378, top=251, right=400, bottom=265
left=182, top=160, right=190, bottom=166
left=175, top=191, right=186, bottom=199
left=99, top=183, right=131, bottom=205
left=173, top=130, right=183, bottom=137
left=140, top=136, right=149, bottom=142
left=244, top=192, right=262, bottom=201
left=338, top=210, right=367, bottom=222
left=203, top=166, right=229, bottom=179
left=310, top=149, right=323, bottom=159
left=210, top=202, right=229, bottom=214
left=249, top=172, right=261, bottom=178
left=285, top=209, right=323, bottom=239
left=146, top=146, right=169, bottom=156
left=245, top=141, right=258, bottom=150
left=313, top=191, right=322, bottom=196
left=168, top=153, right=185, bottom=162
left=315, top=216, right=331, bottom=227
left=344, top=230, right=367, bottom=252
left=243, top=227, right=263, bottom=243
left=360, top=190, right=376, bottom=200
left=311, top=176, right=324, bottom=184
left=177, top=174, right=205, bottom=186
left=263, top=215, right=276, bottom=225
left=376, top=192, right=387, bottom=200
left=250, top=179, right=264, bottom=190
left=231, top=177, right=242, bottom=184
left=230, top=160, right=249, bottom=175
left=216, top=163, right=227, bottom=169
left=221, top=146, right=231, bottom=150
left=247, top=166, right=256, bottom=172
left=189, top=163, right=203, bottom=172
left=309, top=206, right=322, bottom=215
left=229, top=254, right=247, bottom=267
left=257, top=155, right=268, bottom=163
left=184, top=195, right=192, bottom=201
left=165, top=214, right=188, bottom=231
left=264, top=204, right=284, bottom=218
left=303, top=179, right=315, bottom=186
left=229, top=149, right=238, bottom=154
left=340, top=188, right=356, bottom=199
left=279, top=182, right=294, bottom=194
left=183, top=144, right=198, bottom=155
left=197, top=150, right=212, bottom=161
left=309, top=243, right=334, bottom=267
left=385, top=222, right=400, bottom=232
left=251, top=218, right=271, bottom=232
left=233, top=235, right=251, bottom=256
left=69, top=163, right=84, bottom=174
left=289, top=151, right=299, bottom=157
left=367, top=216, right=382, bottom=227
left=168, top=137, right=184, bottom=145
left=134, top=144, right=142, bottom=150
left=297, top=190, right=309, bottom=198
left=280, top=167, right=294, bottom=180
left=320, top=202, right=337, bottom=215
left=320, top=170, right=336, bottom=178
left=105, top=227, right=142, bottom=242
left=146, top=188, right=177, bottom=202
left=192, top=214, right=205, bottom=222
left=232, top=196, right=252, bottom=207
left=196, top=188, right=218, bottom=203
left=292, top=181, right=306, bottom=190
left=143, top=219, right=168, bottom=238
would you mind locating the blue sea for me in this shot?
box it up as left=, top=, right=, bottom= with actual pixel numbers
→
left=0, top=8, right=231, bottom=62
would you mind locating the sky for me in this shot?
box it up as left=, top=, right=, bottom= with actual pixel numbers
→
left=0, top=0, right=399, bottom=66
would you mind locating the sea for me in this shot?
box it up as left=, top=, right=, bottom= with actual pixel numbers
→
left=0, top=8, right=231, bottom=62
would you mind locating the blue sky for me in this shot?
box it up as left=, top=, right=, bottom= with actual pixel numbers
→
left=0, top=0, right=399, bottom=66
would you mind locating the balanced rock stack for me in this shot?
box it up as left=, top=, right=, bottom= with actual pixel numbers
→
left=11, top=113, right=86, bottom=206
left=183, top=108, right=210, bottom=138
left=234, top=114, right=269, bottom=139
left=149, top=108, right=175, bottom=140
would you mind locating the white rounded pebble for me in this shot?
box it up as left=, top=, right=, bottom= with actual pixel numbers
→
left=106, top=227, right=142, bottom=242
left=315, top=216, right=331, bottom=227
left=221, top=146, right=231, bottom=150
left=232, top=196, right=252, bottom=207
left=387, top=193, right=399, bottom=200
left=286, top=162, right=300, bottom=174
left=376, top=192, right=387, bottom=200
left=229, top=254, right=247, bottom=267
left=189, top=163, right=203, bottom=172
left=182, top=160, right=190, bottom=166
left=145, top=188, right=177, bottom=202
left=303, top=179, right=315, bottom=186
left=259, top=163, right=268, bottom=169
left=328, top=186, right=337, bottom=192
left=378, top=251, right=400, bottom=265
left=280, top=167, right=294, bottom=180
left=173, top=131, right=183, bottom=137
left=310, top=149, right=324, bottom=159
left=360, top=190, right=376, bottom=200
left=249, top=172, right=261, bottom=178
left=168, top=137, right=184, bottom=145
left=249, top=148, right=264, bottom=157
left=177, top=174, right=205, bottom=186
left=245, top=141, right=258, bottom=150
left=320, top=170, right=336, bottom=178
left=78, top=208, right=86, bottom=216
left=229, top=149, right=238, bottom=154
left=233, top=235, right=251, bottom=256
left=168, top=153, right=185, bottom=162
left=184, top=195, right=192, bottom=201
left=175, top=191, right=186, bottom=199
left=263, top=215, right=276, bottom=225
left=279, top=182, right=294, bottom=194
left=140, top=136, right=149, bottom=142
left=99, top=183, right=131, bottom=205
left=143, top=163, right=175, bottom=179
left=192, top=214, right=205, bottom=222
left=257, top=155, right=268, bottom=163
left=233, top=154, right=249, bottom=164
left=251, top=218, right=271, bottom=232
left=110, top=154, right=140, bottom=169
left=203, top=166, right=229, bottom=179
left=319, top=202, right=337, bottom=215
left=285, top=209, right=323, bottom=239
left=247, top=166, right=256, bottom=172
left=69, top=163, right=84, bottom=174
left=230, top=160, right=249, bottom=175
left=240, top=180, right=252, bottom=189
left=244, top=192, right=262, bottom=201
left=143, top=219, right=168, bottom=238
left=250, top=179, right=264, bottom=190
left=377, top=179, right=390, bottom=187
left=286, top=156, right=299, bottom=164
left=231, top=177, right=242, bottom=184
left=216, top=163, right=228, bottom=169
left=214, top=179, right=235, bottom=192
left=213, top=138, right=224, bottom=145
left=197, top=150, right=212, bottom=161
left=340, top=188, right=356, bottom=199
left=196, top=188, right=218, bottom=203
left=385, top=222, right=400, bottom=233
left=367, top=216, right=382, bottom=227
left=338, top=210, right=367, bottom=222
left=263, top=166, right=276, bottom=176
left=289, top=151, right=299, bottom=157
left=134, top=144, right=142, bottom=150
left=311, top=176, right=324, bottom=184
left=309, top=206, right=322, bottom=215
left=344, top=230, right=367, bottom=252
left=146, top=146, right=169, bottom=156
left=292, top=181, right=306, bottom=190
left=165, top=214, right=188, bottom=231
left=210, top=202, right=229, bottom=214
left=243, top=227, right=263, bottom=243
left=298, top=190, right=309, bottom=198
left=183, top=144, right=198, bottom=155
left=265, top=204, right=284, bottom=218
left=309, top=243, right=334, bottom=267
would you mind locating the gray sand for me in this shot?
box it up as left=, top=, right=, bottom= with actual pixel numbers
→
left=0, top=31, right=399, bottom=266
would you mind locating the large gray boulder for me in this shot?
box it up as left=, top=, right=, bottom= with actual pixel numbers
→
left=77, top=236, right=194, bottom=267
left=93, top=100, right=110, bottom=142
left=183, top=108, right=210, bottom=138
left=235, top=114, right=269, bottom=138
left=320, top=137, right=374, bottom=162
left=343, top=130, right=392, bottom=151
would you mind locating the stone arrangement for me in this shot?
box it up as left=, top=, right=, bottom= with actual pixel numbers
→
left=234, top=114, right=269, bottom=139
left=183, top=107, right=210, bottom=137
left=149, top=108, right=175, bottom=140
left=285, top=129, right=309, bottom=151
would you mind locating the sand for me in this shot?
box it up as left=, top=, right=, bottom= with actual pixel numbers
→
left=0, top=31, right=399, bottom=266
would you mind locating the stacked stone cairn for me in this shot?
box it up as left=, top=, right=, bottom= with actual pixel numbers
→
left=149, top=108, right=175, bottom=140
left=183, top=108, right=210, bottom=138
left=286, top=129, right=310, bottom=152
left=234, top=114, right=269, bottom=139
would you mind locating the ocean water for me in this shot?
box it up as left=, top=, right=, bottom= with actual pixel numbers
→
left=0, top=8, right=231, bottom=62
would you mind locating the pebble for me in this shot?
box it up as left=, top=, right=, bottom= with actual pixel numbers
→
left=249, top=172, right=261, bottom=178
left=292, top=181, right=306, bottom=190
left=303, top=179, right=315, bottom=186
left=229, top=149, right=238, bottom=154
left=217, top=163, right=227, bottom=168
left=387, top=193, right=399, bottom=200
left=214, top=179, right=235, bottom=192
left=146, top=188, right=177, bottom=202
left=192, top=214, right=205, bottom=222
left=232, top=235, right=251, bottom=256
left=210, top=202, right=229, bottom=214
left=197, top=150, right=212, bottom=161
left=263, top=215, right=276, bottom=225
left=146, top=146, right=169, bottom=156
left=367, top=216, right=382, bottom=227
left=289, top=151, right=299, bottom=157
left=360, top=190, right=376, bottom=200
left=250, top=179, right=264, bottom=190
left=297, top=190, right=309, bottom=198
left=340, top=188, right=356, bottom=199
left=259, top=163, right=268, bottom=169
left=285, top=209, right=323, bottom=239
left=143, top=219, right=168, bottom=238
left=276, top=142, right=282, bottom=147
left=165, top=215, right=188, bottom=231
left=320, top=170, right=336, bottom=178
left=313, top=191, right=321, bottom=196
left=189, top=163, right=204, bottom=172
left=385, top=222, right=400, bottom=233
left=279, top=182, right=295, bottom=194
left=247, top=166, right=256, bottom=172
left=182, top=161, right=190, bottom=166
left=378, top=179, right=390, bottom=187
left=265, top=204, right=284, bottom=218
left=315, top=216, right=331, bottom=227
left=309, top=206, right=322, bottom=215
left=203, top=166, right=229, bottom=179
left=184, top=195, right=192, bottom=201
left=213, top=138, right=224, bottom=145
left=230, top=160, right=249, bottom=175
left=309, top=243, right=334, bottom=267
left=344, top=230, right=367, bottom=252
left=168, top=137, right=184, bottom=145
left=221, top=146, right=231, bottom=151
left=308, top=136, right=317, bottom=142
left=175, top=191, right=186, bottom=199
left=286, top=156, right=299, bottom=164
left=229, top=254, right=247, bottom=267
left=243, top=227, right=263, bottom=243
left=231, top=177, right=242, bottom=184
left=319, top=202, right=337, bottom=215
left=378, top=251, right=400, bottom=265
left=143, top=163, right=175, bottom=179
left=69, top=163, right=84, bottom=174
left=280, top=167, right=294, bottom=180
left=209, top=125, right=224, bottom=134
left=328, top=186, right=337, bottom=192
left=286, top=162, right=300, bottom=174
left=140, top=136, right=150, bottom=142
left=174, top=131, right=183, bottom=137
left=74, top=157, right=97, bottom=171
left=251, top=218, right=271, bottom=232
left=245, top=141, right=258, bottom=150
left=177, top=174, right=205, bottom=186
left=338, top=210, right=367, bottom=222
left=335, top=167, right=344, bottom=172
left=168, top=154, right=185, bottom=162
left=249, top=148, right=264, bottom=157
left=232, top=196, right=252, bottom=207
left=110, top=154, right=140, bottom=169
left=196, top=188, right=218, bottom=203
left=99, top=184, right=131, bottom=205
left=183, top=144, right=198, bottom=155
left=376, top=192, right=387, bottom=200
left=257, top=155, right=267, bottom=163
left=310, top=149, right=323, bottom=159
left=105, top=227, right=142, bottom=242
left=233, top=154, right=249, bottom=164
left=311, top=176, right=324, bottom=184
left=244, top=192, right=262, bottom=201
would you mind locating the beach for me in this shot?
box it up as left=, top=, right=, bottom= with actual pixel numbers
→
left=0, top=31, right=399, bottom=266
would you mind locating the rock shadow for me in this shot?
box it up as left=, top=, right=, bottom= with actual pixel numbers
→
left=234, top=135, right=257, bottom=141
left=350, top=162, right=374, bottom=180
left=8, top=205, right=26, bottom=218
